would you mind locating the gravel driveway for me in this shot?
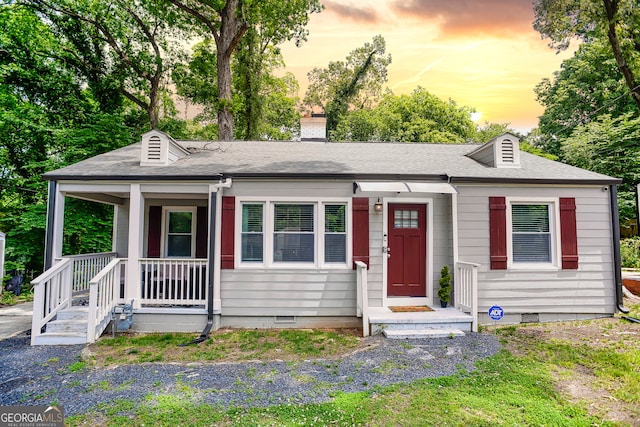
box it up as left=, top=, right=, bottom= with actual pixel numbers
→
left=0, top=332, right=499, bottom=416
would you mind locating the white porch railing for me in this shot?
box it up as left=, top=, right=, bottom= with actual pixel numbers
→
left=87, top=259, right=127, bottom=343
left=355, top=261, right=369, bottom=337
left=139, top=258, right=208, bottom=306
left=31, top=258, right=74, bottom=345
left=64, top=252, right=117, bottom=293
left=455, top=261, right=479, bottom=332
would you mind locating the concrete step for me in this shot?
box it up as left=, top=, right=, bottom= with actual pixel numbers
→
left=56, top=307, right=89, bottom=321
left=32, top=332, right=87, bottom=346
left=46, top=319, right=88, bottom=333
left=383, top=328, right=465, bottom=339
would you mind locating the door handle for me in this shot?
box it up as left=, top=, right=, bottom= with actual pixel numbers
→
left=382, top=246, right=391, bottom=258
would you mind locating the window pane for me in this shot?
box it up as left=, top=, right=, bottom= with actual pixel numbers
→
left=242, top=234, right=264, bottom=262
left=167, top=235, right=191, bottom=257
left=274, top=233, right=314, bottom=262
left=512, top=205, right=549, bottom=232
left=275, top=204, right=314, bottom=232
left=325, top=205, right=345, bottom=232
left=169, top=212, right=192, bottom=233
left=325, top=234, right=346, bottom=262
left=242, top=204, right=263, bottom=232
left=513, top=234, right=551, bottom=262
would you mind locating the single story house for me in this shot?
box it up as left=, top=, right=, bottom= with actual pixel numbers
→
left=30, top=120, right=626, bottom=345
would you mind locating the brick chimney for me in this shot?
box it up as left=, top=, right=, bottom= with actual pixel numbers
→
left=300, top=114, right=327, bottom=143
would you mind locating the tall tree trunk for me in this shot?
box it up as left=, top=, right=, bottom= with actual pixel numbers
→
left=602, top=0, right=640, bottom=111
left=216, top=0, right=247, bottom=141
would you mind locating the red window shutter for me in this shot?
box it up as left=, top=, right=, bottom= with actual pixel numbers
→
left=352, top=197, right=370, bottom=269
left=559, top=197, right=578, bottom=269
left=221, top=196, right=235, bottom=269
left=147, top=206, right=162, bottom=258
left=489, top=197, right=507, bottom=269
left=196, top=206, right=208, bottom=259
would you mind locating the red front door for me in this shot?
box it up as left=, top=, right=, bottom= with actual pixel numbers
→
left=387, top=204, right=426, bottom=297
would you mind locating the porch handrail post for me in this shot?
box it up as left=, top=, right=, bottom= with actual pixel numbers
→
left=355, top=261, right=369, bottom=337
left=30, top=279, right=44, bottom=345
left=87, top=280, right=98, bottom=343
left=455, top=261, right=480, bottom=333
left=471, top=262, right=478, bottom=332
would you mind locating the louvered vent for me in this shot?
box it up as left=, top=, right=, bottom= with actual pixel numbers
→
left=501, top=139, right=514, bottom=164
left=147, top=135, right=162, bottom=161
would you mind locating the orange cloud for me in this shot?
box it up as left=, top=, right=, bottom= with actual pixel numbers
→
left=322, top=0, right=380, bottom=23
left=391, top=0, right=535, bottom=37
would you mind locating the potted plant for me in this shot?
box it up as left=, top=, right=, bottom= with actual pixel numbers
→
left=438, top=265, right=451, bottom=308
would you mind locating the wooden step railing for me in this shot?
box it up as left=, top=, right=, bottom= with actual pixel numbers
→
left=455, top=261, right=479, bottom=332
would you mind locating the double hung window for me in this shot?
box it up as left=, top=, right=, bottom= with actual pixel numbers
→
left=165, top=209, right=195, bottom=257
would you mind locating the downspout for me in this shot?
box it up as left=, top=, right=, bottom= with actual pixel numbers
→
left=610, top=184, right=629, bottom=314
left=180, top=178, right=232, bottom=346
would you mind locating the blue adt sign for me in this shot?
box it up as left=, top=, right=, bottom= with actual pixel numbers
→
left=488, top=305, right=504, bottom=321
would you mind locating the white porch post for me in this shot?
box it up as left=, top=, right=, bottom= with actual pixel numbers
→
left=50, top=182, right=65, bottom=265
left=451, top=192, right=459, bottom=264
left=126, top=184, right=144, bottom=308
left=211, top=184, right=222, bottom=312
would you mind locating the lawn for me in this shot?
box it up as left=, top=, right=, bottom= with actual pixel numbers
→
left=67, top=300, right=640, bottom=426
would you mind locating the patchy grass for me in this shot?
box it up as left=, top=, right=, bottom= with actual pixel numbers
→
left=67, top=301, right=640, bottom=426
left=87, top=328, right=363, bottom=367
left=0, top=287, right=33, bottom=306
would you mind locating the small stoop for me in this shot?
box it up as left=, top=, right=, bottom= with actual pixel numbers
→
left=32, top=306, right=90, bottom=346
left=368, top=307, right=473, bottom=339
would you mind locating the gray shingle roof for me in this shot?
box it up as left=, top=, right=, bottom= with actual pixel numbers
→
left=44, top=139, right=619, bottom=184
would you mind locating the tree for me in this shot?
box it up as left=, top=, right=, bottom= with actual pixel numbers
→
left=23, top=0, right=185, bottom=129
left=304, top=35, right=392, bottom=133
left=533, top=0, right=640, bottom=111
left=331, top=87, right=475, bottom=143
left=166, top=0, right=320, bottom=141
left=561, top=113, right=640, bottom=221
left=534, top=38, right=636, bottom=155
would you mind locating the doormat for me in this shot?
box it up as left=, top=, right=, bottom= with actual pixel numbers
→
left=389, top=305, right=434, bottom=313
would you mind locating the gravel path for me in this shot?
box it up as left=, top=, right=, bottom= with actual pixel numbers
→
left=0, top=332, right=499, bottom=416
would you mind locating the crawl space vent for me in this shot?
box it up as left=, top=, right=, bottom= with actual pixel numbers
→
left=521, top=313, right=540, bottom=323
left=274, top=316, right=296, bottom=324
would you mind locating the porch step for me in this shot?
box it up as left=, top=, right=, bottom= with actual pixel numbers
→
left=383, top=328, right=465, bottom=339
left=368, top=307, right=474, bottom=338
left=56, top=306, right=89, bottom=321
left=32, top=331, right=88, bottom=346
left=46, top=319, right=87, bottom=333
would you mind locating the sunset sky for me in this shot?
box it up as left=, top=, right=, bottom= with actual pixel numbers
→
left=279, top=0, right=578, bottom=133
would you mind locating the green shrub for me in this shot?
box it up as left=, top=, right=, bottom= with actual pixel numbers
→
left=621, top=237, right=640, bottom=269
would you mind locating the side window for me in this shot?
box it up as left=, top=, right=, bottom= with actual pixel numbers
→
left=511, top=204, right=552, bottom=263
left=165, top=209, right=195, bottom=257
left=324, top=204, right=346, bottom=263
left=241, top=204, right=264, bottom=262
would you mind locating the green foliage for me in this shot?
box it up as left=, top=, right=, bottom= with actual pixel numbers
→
left=438, top=265, right=451, bottom=304
left=332, top=87, right=476, bottom=143
left=561, top=113, right=640, bottom=221
left=621, top=237, right=640, bottom=268
left=304, top=35, right=392, bottom=132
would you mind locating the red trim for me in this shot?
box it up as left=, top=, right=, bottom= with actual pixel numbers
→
left=221, top=196, right=235, bottom=269
left=196, top=206, right=208, bottom=259
left=559, top=197, right=579, bottom=269
left=147, top=206, right=162, bottom=258
left=489, top=197, right=507, bottom=269
left=352, top=197, right=370, bottom=269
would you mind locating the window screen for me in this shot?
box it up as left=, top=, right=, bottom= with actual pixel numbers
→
left=273, top=204, right=314, bottom=262
left=241, top=204, right=264, bottom=262
left=324, top=204, right=346, bottom=263
left=512, top=204, right=551, bottom=262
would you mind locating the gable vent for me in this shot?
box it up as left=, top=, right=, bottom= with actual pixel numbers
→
left=501, top=139, right=514, bottom=164
left=146, top=135, right=162, bottom=161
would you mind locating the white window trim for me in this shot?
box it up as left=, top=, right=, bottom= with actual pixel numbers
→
left=235, top=197, right=352, bottom=269
left=506, top=197, right=561, bottom=270
left=161, top=206, right=197, bottom=258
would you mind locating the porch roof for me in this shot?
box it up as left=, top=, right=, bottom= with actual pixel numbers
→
left=44, top=139, right=620, bottom=185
